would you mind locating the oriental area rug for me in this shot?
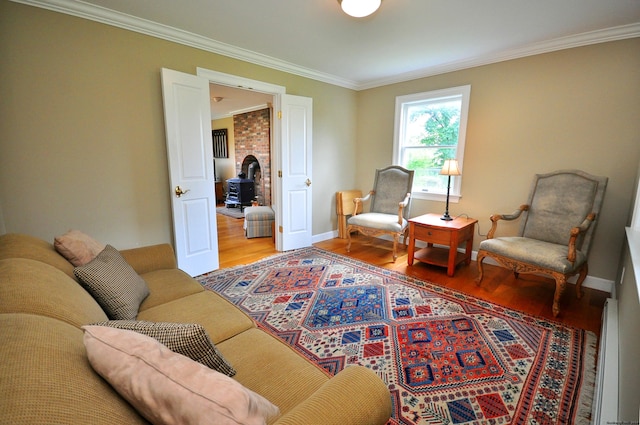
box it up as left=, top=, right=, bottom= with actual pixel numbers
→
left=198, top=247, right=596, bottom=425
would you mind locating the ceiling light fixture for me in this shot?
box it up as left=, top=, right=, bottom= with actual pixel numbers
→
left=338, top=0, right=381, bottom=18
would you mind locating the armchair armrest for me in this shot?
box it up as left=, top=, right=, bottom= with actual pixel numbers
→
left=352, top=191, right=374, bottom=216
left=567, top=212, right=596, bottom=263
left=486, top=204, right=529, bottom=239
left=119, top=243, right=177, bottom=275
left=397, top=192, right=411, bottom=225
left=274, top=365, right=391, bottom=425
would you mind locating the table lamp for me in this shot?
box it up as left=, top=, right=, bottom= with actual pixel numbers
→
left=440, top=159, right=461, bottom=220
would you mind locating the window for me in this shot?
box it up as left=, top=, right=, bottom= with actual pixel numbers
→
left=393, top=85, right=470, bottom=202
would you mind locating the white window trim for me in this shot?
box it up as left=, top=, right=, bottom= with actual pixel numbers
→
left=392, top=85, right=471, bottom=203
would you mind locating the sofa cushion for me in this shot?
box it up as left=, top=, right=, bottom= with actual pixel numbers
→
left=216, top=328, right=329, bottom=415
left=0, top=314, right=147, bottom=425
left=138, top=268, right=204, bottom=311
left=0, top=258, right=108, bottom=326
left=0, top=233, right=76, bottom=279
left=93, top=320, right=236, bottom=376
left=74, top=245, right=150, bottom=320
left=137, top=290, right=255, bottom=344
left=83, top=325, right=280, bottom=425
left=54, top=229, right=106, bottom=266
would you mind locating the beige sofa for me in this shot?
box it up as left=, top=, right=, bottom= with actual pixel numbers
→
left=0, top=233, right=391, bottom=425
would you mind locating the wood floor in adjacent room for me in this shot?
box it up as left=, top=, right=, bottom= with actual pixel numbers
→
left=216, top=212, right=607, bottom=336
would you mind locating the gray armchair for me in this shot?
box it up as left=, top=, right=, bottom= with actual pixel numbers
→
left=476, top=169, right=608, bottom=316
left=346, top=166, right=414, bottom=261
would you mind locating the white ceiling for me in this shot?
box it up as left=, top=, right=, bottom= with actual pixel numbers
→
left=208, top=84, right=273, bottom=120
left=18, top=0, right=640, bottom=116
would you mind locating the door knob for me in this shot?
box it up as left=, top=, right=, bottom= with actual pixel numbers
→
left=174, top=186, right=190, bottom=198
left=305, top=178, right=312, bottom=187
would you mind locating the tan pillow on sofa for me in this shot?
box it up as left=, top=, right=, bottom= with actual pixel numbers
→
left=54, top=230, right=105, bottom=266
left=83, top=325, right=279, bottom=425
left=92, top=320, right=236, bottom=376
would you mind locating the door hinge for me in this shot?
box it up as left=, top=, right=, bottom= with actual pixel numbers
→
left=279, top=225, right=283, bottom=233
left=278, top=111, right=282, bottom=119
left=278, top=170, right=282, bottom=178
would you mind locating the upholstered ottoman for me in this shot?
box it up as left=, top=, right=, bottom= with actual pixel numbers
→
left=243, top=206, right=275, bottom=239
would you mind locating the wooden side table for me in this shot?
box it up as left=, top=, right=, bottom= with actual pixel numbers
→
left=407, top=213, right=478, bottom=276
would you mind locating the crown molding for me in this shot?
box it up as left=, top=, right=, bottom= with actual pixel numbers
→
left=13, top=0, right=640, bottom=91
left=356, top=23, right=640, bottom=90
left=12, top=0, right=361, bottom=89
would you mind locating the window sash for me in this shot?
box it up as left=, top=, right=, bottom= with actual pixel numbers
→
left=393, top=85, right=471, bottom=202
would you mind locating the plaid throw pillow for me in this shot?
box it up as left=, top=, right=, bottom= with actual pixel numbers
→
left=92, top=321, right=236, bottom=376
left=74, top=245, right=150, bottom=320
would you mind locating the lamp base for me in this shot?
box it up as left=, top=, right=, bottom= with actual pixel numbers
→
left=441, top=175, right=454, bottom=221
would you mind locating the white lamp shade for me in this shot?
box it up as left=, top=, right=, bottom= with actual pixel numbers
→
left=339, top=0, right=382, bottom=18
left=440, top=159, right=461, bottom=176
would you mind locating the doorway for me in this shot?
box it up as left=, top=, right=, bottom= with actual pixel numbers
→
left=209, top=83, right=275, bottom=265
left=162, top=68, right=312, bottom=275
left=209, top=83, right=274, bottom=202
left=197, top=67, right=313, bottom=253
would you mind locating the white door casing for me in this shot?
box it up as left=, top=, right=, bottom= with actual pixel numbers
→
left=280, top=94, right=313, bottom=251
left=161, top=68, right=219, bottom=276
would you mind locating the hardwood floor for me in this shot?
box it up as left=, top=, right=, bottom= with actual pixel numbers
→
left=216, top=210, right=277, bottom=269
left=216, top=212, right=607, bottom=336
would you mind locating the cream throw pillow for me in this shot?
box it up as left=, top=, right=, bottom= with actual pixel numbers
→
left=83, top=326, right=279, bottom=425
left=54, top=229, right=106, bottom=266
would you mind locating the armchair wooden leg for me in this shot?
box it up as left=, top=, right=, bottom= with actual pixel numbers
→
left=575, top=263, right=588, bottom=299
left=552, top=277, right=567, bottom=317
left=476, top=251, right=487, bottom=285
left=392, top=236, right=399, bottom=262
left=346, top=226, right=353, bottom=253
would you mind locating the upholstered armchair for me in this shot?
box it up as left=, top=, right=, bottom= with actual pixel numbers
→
left=476, top=169, right=608, bottom=317
left=346, top=166, right=414, bottom=261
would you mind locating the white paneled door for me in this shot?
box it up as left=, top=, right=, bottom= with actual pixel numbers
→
left=280, top=94, right=313, bottom=251
left=161, top=68, right=219, bottom=276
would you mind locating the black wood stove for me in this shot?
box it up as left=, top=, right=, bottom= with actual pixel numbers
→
left=225, top=173, right=254, bottom=211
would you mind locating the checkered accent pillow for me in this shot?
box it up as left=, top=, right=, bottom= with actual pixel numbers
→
left=92, top=321, right=236, bottom=376
left=74, top=245, right=150, bottom=320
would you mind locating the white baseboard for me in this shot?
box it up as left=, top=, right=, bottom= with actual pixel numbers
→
left=313, top=230, right=339, bottom=243
left=313, top=231, right=613, bottom=294
left=592, top=298, right=619, bottom=424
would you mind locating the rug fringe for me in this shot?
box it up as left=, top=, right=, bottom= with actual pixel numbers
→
left=575, top=330, right=597, bottom=425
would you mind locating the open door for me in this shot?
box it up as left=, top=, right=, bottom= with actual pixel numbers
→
left=161, top=68, right=219, bottom=276
left=279, top=94, right=313, bottom=251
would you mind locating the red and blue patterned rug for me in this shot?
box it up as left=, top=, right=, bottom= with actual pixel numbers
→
left=199, top=247, right=596, bottom=425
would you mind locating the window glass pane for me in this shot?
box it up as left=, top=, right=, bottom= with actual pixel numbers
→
left=404, top=99, right=461, bottom=148
left=405, top=147, right=457, bottom=193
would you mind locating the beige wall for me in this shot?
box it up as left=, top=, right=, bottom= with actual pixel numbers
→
left=357, top=39, right=640, bottom=281
left=1, top=1, right=639, bottom=282
left=0, top=1, right=357, bottom=247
